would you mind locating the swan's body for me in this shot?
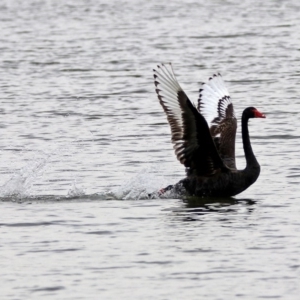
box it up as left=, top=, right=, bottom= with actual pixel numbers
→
left=153, top=63, right=265, bottom=197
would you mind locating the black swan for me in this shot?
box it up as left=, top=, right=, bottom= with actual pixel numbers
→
left=153, top=63, right=265, bottom=197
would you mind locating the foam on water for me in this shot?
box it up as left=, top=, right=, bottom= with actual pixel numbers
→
left=0, top=161, right=177, bottom=201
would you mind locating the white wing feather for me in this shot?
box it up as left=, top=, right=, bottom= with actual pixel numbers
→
left=198, top=74, right=235, bottom=127
left=153, top=63, right=198, bottom=165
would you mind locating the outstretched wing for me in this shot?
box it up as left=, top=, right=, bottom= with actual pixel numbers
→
left=198, top=74, right=237, bottom=169
left=153, top=63, right=229, bottom=176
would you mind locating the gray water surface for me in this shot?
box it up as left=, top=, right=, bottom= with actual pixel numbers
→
left=1, top=0, right=300, bottom=299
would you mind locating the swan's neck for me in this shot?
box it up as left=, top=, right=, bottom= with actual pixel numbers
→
left=242, top=115, right=259, bottom=169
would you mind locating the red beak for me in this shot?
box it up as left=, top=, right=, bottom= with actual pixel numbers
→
left=254, top=110, right=266, bottom=118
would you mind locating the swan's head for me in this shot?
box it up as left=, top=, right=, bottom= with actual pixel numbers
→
left=244, top=107, right=266, bottom=119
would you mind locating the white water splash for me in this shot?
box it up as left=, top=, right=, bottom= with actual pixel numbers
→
left=111, top=164, right=173, bottom=200
left=0, top=153, right=50, bottom=198
left=67, top=179, right=86, bottom=198
left=0, top=141, right=78, bottom=199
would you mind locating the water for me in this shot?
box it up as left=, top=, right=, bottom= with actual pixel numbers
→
left=1, top=0, right=300, bottom=299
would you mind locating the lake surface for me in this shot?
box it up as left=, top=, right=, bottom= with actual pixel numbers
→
left=1, top=0, right=300, bottom=299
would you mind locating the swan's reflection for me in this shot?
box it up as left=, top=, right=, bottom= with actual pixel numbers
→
left=170, top=196, right=256, bottom=222
left=184, top=196, right=256, bottom=208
